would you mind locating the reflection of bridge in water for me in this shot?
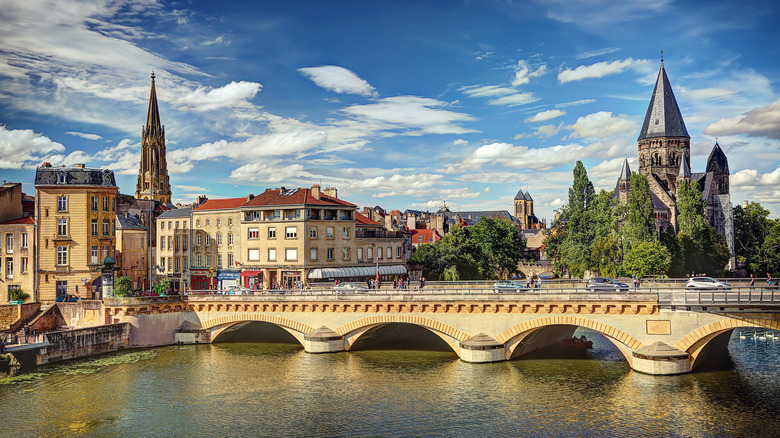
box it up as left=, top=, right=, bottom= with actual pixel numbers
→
left=110, top=286, right=780, bottom=375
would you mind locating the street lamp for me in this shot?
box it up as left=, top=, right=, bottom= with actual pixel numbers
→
left=147, top=189, right=157, bottom=292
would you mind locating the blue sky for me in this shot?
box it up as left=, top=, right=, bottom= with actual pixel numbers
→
left=2, top=0, right=780, bottom=221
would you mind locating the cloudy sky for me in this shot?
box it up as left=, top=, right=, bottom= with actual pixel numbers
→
left=2, top=0, right=780, bottom=220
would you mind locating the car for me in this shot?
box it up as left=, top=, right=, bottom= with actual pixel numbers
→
left=56, top=294, right=80, bottom=302
left=333, top=283, right=368, bottom=293
left=225, top=285, right=254, bottom=295
left=685, top=277, right=731, bottom=289
left=493, top=280, right=528, bottom=293
left=586, top=277, right=629, bottom=292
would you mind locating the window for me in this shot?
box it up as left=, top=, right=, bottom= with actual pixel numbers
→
left=326, top=227, right=334, bottom=238
left=368, top=247, right=373, bottom=259
left=196, top=254, right=202, bottom=266
left=103, top=219, right=110, bottom=236
left=57, top=173, right=66, bottom=184
left=175, top=221, right=179, bottom=229
left=20, top=233, right=28, bottom=249
left=285, top=226, right=297, bottom=239
left=176, top=236, right=181, bottom=250
left=248, top=249, right=260, bottom=261
left=168, top=236, right=173, bottom=249
left=228, top=218, right=232, bottom=226
left=91, top=219, right=98, bottom=236
left=20, top=257, right=28, bottom=273
left=249, top=228, right=259, bottom=239
left=378, top=247, right=383, bottom=259
left=228, top=233, right=233, bottom=246
left=91, top=196, right=98, bottom=211
left=217, top=219, right=221, bottom=227
left=168, top=257, right=172, bottom=272
left=103, top=196, right=109, bottom=211
left=310, top=227, right=317, bottom=238
left=161, top=221, right=165, bottom=230
left=228, top=253, right=234, bottom=267
left=183, top=221, right=188, bottom=229
left=268, top=227, right=276, bottom=239
left=5, top=258, right=12, bottom=279
left=161, top=237, right=165, bottom=250
left=91, top=246, right=98, bottom=265
left=175, top=257, right=180, bottom=272
left=285, top=248, right=297, bottom=261
left=112, top=219, right=115, bottom=236
left=217, top=254, right=222, bottom=268
left=357, top=248, right=363, bottom=260
left=183, top=236, right=188, bottom=250
left=196, top=219, right=200, bottom=227
left=206, top=254, right=211, bottom=267
left=327, top=248, right=334, bottom=260
left=205, top=234, right=210, bottom=246
left=56, top=246, right=67, bottom=265
left=396, top=247, right=401, bottom=258
left=196, top=235, right=202, bottom=247
left=183, top=257, right=188, bottom=271
left=387, top=247, right=392, bottom=259
left=102, top=246, right=109, bottom=259
left=168, top=221, right=172, bottom=230
left=310, top=248, right=318, bottom=260
left=343, top=227, right=350, bottom=238
left=205, top=219, right=210, bottom=227
left=5, top=234, right=12, bottom=253
left=343, top=248, right=350, bottom=260
left=57, top=196, right=67, bottom=211
left=217, top=233, right=222, bottom=246
left=57, top=218, right=67, bottom=236
left=268, top=248, right=277, bottom=261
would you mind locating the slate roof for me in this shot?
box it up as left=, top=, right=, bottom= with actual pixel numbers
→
left=619, top=158, right=632, bottom=181
left=146, top=73, right=162, bottom=135
left=514, top=189, right=528, bottom=201
left=116, top=214, right=148, bottom=230
left=243, top=188, right=355, bottom=208
left=638, top=63, right=690, bottom=140
left=706, top=142, right=729, bottom=174
left=193, top=198, right=248, bottom=211
left=35, top=165, right=117, bottom=187
left=678, top=156, right=692, bottom=178
left=444, top=210, right=516, bottom=226
left=158, top=207, right=192, bottom=218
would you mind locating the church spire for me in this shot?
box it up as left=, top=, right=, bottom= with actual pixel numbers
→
left=146, top=71, right=162, bottom=135
left=136, top=72, right=171, bottom=204
left=638, top=62, right=690, bottom=141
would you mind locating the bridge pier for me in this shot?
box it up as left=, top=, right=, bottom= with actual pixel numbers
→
left=459, top=333, right=505, bottom=363
left=630, top=342, right=691, bottom=375
left=303, top=327, right=345, bottom=354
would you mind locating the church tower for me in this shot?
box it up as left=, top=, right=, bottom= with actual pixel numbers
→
left=136, top=72, right=172, bottom=204
left=615, top=158, right=631, bottom=203
left=637, top=61, right=690, bottom=194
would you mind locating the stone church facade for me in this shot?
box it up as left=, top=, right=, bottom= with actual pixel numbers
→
left=615, top=62, right=734, bottom=266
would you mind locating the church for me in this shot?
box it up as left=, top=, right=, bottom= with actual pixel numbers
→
left=614, top=61, right=734, bottom=264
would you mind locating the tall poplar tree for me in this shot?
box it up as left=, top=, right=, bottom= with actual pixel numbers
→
left=559, top=161, right=595, bottom=277
left=624, top=172, right=656, bottom=247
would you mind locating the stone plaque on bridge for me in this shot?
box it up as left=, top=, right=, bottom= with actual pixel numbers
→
left=646, top=320, right=671, bottom=335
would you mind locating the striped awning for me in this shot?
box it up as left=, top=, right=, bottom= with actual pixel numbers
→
left=307, top=265, right=407, bottom=279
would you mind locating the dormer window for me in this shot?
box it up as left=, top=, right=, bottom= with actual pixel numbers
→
left=57, top=172, right=66, bottom=184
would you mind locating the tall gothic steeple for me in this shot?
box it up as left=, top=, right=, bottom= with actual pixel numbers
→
left=136, top=72, right=172, bottom=204
left=637, top=61, right=691, bottom=194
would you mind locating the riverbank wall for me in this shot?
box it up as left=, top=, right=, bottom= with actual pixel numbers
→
left=5, top=323, right=130, bottom=367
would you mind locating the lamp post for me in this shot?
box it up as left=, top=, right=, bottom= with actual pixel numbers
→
left=147, top=190, right=157, bottom=292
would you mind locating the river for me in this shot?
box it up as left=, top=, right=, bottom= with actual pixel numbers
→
left=1, top=327, right=779, bottom=437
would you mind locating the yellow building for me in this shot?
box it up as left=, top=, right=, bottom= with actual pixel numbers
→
left=115, top=213, right=148, bottom=291
left=0, top=183, right=35, bottom=302
left=157, top=207, right=194, bottom=292
left=35, top=163, right=118, bottom=302
left=191, top=199, right=246, bottom=290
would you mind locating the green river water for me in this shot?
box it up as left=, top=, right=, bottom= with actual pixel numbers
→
left=1, top=327, right=779, bottom=438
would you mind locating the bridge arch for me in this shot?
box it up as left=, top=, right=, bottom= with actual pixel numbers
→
left=674, top=317, right=780, bottom=370
left=496, top=315, right=644, bottom=364
left=202, top=314, right=314, bottom=347
left=336, top=316, right=469, bottom=355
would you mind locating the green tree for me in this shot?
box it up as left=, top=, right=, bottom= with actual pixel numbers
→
left=153, top=279, right=171, bottom=296
left=589, top=235, right=622, bottom=278
left=624, top=172, right=656, bottom=246
left=734, top=202, right=771, bottom=274
left=114, top=276, right=133, bottom=297
left=8, top=288, right=30, bottom=302
left=555, top=161, right=596, bottom=277
left=659, top=227, right=684, bottom=276
left=622, top=241, right=671, bottom=278
left=443, top=265, right=460, bottom=281
left=677, top=180, right=707, bottom=239
left=471, top=217, right=525, bottom=279
left=764, top=220, right=780, bottom=274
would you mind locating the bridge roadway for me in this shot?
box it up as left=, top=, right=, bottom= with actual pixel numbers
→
left=108, top=286, right=780, bottom=376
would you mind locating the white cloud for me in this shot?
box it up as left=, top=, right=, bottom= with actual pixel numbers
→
left=201, top=36, right=228, bottom=46
left=229, top=161, right=307, bottom=184
left=348, top=173, right=444, bottom=192
left=512, top=60, right=547, bottom=86
left=534, top=123, right=563, bottom=137
left=489, top=93, right=540, bottom=107
left=558, top=58, right=650, bottom=83
left=453, top=139, right=469, bottom=146
left=340, top=96, right=477, bottom=135
left=731, top=167, right=780, bottom=187
left=174, top=81, right=262, bottom=112
left=65, top=131, right=103, bottom=140
left=460, top=85, right=517, bottom=98
left=0, top=125, right=65, bottom=168
left=299, top=66, right=378, bottom=97
left=537, top=0, right=671, bottom=27
left=564, top=111, right=638, bottom=139
left=575, top=48, right=620, bottom=59
left=526, top=109, right=566, bottom=122
left=555, top=99, right=596, bottom=108
left=704, top=99, right=780, bottom=140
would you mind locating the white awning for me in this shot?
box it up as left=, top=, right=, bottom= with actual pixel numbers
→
left=307, top=265, right=407, bottom=279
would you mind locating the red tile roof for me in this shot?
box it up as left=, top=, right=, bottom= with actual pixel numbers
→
left=193, top=197, right=249, bottom=211
left=355, top=212, right=381, bottom=226
left=243, top=188, right=355, bottom=208
left=388, top=210, right=402, bottom=215
left=411, top=228, right=441, bottom=244
left=0, top=216, right=35, bottom=225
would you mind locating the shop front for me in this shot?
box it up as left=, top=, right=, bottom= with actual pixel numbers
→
left=240, top=270, right=263, bottom=290
left=281, top=270, right=303, bottom=289
left=190, top=269, right=210, bottom=291
left=217, top=270, right=240, bottom=290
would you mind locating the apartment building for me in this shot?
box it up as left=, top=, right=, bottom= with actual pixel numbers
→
left=156, top=207, right=192, bottom=292
left=0, top=183, right=35, bottom=302
left=35, top=163, right=119, bottom=302
left=191, top=199, right=246, bottom=290
left=115, top=213, right=148, bottom=291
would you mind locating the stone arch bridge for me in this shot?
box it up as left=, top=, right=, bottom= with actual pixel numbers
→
left=106, top=288, right=780, bottom=376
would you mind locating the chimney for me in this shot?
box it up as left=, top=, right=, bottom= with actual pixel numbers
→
left=42, top=162, right=51, bottom=168
left=74, top=163, right=85, bottom=168
left=323, top=186, right=338, bottom=199
left=247, top=194, right=254, bottom=202
left=311, top=184, right=321, bottom=200
left=196, top=195, right=208, bottom=206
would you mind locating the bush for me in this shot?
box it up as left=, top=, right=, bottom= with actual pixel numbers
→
left=114, top=276, right=133, bottom=297
left=153, top=279, right=171, bottom=296
left=9, top=288, right=30, bottom=302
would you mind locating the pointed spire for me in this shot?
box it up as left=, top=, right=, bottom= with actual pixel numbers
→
left=638, top=62, right=689, bottom=141
left=514, top=189, right=527, bottom=201
left=678, top=155, right=691, bottom=178
left=706, top=140, right=729, bottom=174
left=618, top=158, right=631, bottom=181
left=524, top=190, right=533, bottom=202
left=145, top=71, right=162, bottom=135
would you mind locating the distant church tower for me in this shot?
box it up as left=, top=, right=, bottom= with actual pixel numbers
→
left=136, top=72, right=172, bottom=204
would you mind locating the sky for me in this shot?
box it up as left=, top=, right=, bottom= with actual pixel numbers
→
left=1, top=0, right=780, bottom=222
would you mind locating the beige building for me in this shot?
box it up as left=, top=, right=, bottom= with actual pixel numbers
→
left=191, top=199, right=246, bottom=290
left=35, top=163, right=119, bottom=302
left=0, top=183, right=35, bottom=302
left=156, top=207, right=193, bottom=292
left=115, top=213, right=148, bottom=291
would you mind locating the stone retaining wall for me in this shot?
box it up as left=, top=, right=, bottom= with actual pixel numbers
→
left=37, top=323, right=130, bottom=365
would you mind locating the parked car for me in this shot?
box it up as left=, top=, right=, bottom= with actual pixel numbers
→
left=685, top=277, right=731, bottom=289
left=333, top=283, right=368, bottom=293
left=225, top=285, right=253, bottom=295
left=586, top=277, right=629, bottom=292
left=493, top=280, right=528, bottom=293
left=56, top=294, right=80, bottom=302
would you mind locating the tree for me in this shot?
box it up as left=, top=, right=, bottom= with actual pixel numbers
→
left=555, top=161, right=596, bottom=277
left=114, top=276, right=133, bottom=297
left=622, top=241, right=671, bottom=278
left=471, top=217, right=525, bottom=279
left=763, top=220, right=780, bottom=274
left=676, top=180, right=707, bottom=239
left=660, top=227, right=684, bottom=277
left=589, top=235, right=622, bottom=278
left=153, top=279, right=171, bottom=296
left=624, top=172, right=656, bottom=246
left=734, top=202, right=771, bottom=274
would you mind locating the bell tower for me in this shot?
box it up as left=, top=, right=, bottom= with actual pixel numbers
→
left=136, top=72, right=172, bottom=204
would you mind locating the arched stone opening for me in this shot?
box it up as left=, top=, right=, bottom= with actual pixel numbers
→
left=347, top=323, right=458, bottom=354
left=211, top=321, right=303, bottom=347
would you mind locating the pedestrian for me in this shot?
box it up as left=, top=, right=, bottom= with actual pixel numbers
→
left=633, top=275, right=638, bottom=290
left=526, top=275, right=532, bottom=288
left=537, top=276, right=542, bottom=290
left=749, top=274, right=755, bottom=288
left=419, top=277, right=425, bottom=289
left=768, top=273, right=773, bottom=287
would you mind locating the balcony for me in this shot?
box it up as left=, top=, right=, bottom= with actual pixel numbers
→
left=355, top=230, right=405, bottom=239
